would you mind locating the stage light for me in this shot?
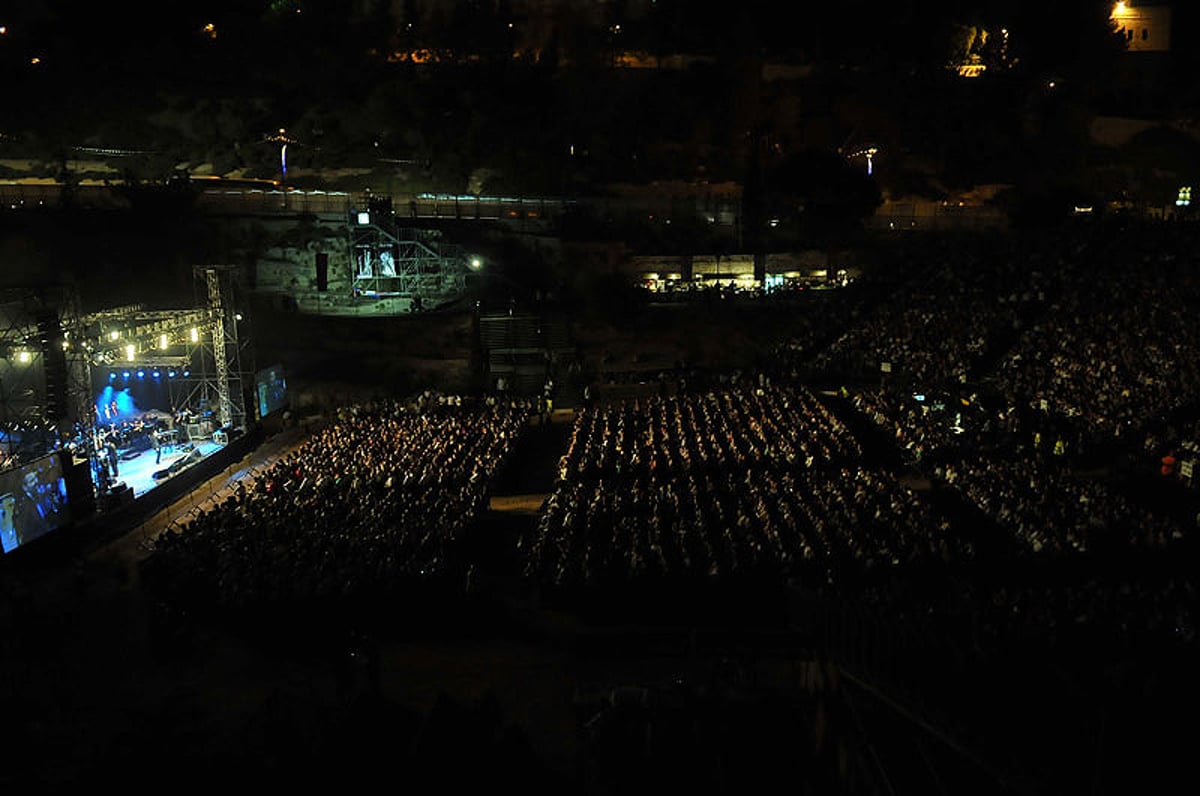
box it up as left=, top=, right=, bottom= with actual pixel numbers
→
left=152, top=370, right=160, bottom=379
left=109, top=371, right=116, bottom=381
left=125, top=344, right=135, bottom=361
left=109, top=330, right=120, bottom=341
left=469, top=256, right=483, bottom=270
left=122, top=371, right=130, bottom=379
left=357, top=211, right=370, bottom=225
left=16, top=349, right=31, bottom=364
left=190, top=327, right=199, bottom=343
left=159, top=333, right=168, bottom=350
left=182, top=369, right=190, bottom=377
left=235, top=313, right=243, bottom=321
left=168, top=370, right=176, bottom=378
left=137, top=370, right=145, bottom=379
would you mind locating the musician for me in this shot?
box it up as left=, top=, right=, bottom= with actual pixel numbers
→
left=152, top=427, right=162, bottom=464
left=106, top=439, right=119, bottom=479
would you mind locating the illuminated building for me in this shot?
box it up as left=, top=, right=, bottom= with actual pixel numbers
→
left=1111, top=1, right=1172, bottom=52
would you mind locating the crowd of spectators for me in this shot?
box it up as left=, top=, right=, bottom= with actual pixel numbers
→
left=654, top=220, right=1200, bottom=669
left=137, top=217, right=1200, bottom=686
left=523, top=385, right=968, bottom=590
left=141, top=395, right=532, bottom=613
left=806, top=233, right=1053, bottom=387
left=993, top=238, right=1200, bottom=451
left=794, top=221, right=1200, bottom=462
left=937, top=456, right=1182, bottom=557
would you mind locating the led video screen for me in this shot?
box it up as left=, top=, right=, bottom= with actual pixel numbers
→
left=0, top=454, right=71, bottom=554
left=256, top=364, right=290, bottom=419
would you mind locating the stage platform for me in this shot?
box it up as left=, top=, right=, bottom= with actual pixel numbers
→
left=112, top=438, right=225, bottom=500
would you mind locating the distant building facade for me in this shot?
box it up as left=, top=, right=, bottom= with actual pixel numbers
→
left=1111, top=1, right=1172, bottom=52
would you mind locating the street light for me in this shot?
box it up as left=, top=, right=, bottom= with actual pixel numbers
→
left=264, top=127, right=297, bottom=183
left=264, top=128, right=297, bottom=208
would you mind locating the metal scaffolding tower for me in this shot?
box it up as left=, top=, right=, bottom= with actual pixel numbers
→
left=348, top=196, right=475, bottom=308
left=189, top=265, right=252, bottom=431
left=0, top=285, right=92, bottom=465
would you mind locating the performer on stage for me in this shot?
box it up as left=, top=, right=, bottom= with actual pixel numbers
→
left=106, top=439, right=119, bottom=479
left=152, top=428, right=162, bottom=464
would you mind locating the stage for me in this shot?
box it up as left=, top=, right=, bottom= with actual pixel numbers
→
left=109, top=437, right=225, bottom=500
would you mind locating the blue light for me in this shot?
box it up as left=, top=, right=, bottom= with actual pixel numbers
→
left=182, top=369, right=190, bottom=377
left=168, top=370, right=176, bottom=378
left=152, top=370, right=161, bottom=379
left=122, top=371, right=130, bottom=379
left=137, top=370, right=145, bottom=379
left=108, top=372, right=116, bottom=381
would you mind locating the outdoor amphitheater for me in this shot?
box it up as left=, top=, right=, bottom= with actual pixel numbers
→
left=2, top=214, right=1198, bottom=795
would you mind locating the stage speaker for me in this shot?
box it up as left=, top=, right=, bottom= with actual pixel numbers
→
left=98, top=481, right=133, bottom=511
left=37, top=309, right=69, bottom=422
left=316, top=252, right=328, bottom=292
left=62, top=452, right=97, bottom=519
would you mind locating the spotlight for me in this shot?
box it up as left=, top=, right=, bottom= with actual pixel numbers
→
left=122, top=371, right=130, bottom=379
left=469, top=256, right=483, bottom=270
left=152, top=370, right=161, bottom=379
left=109, top=371, right=116, bottom=381
left=168, top=370, right=176, bottom=378
left=137, top=370, right=145, bottom=379
left=182, top=369, right=190, bottom=377
left=356, top=210, right=370, bottom=225
left=190, top=327, right=199, bottom=343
